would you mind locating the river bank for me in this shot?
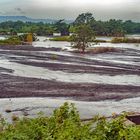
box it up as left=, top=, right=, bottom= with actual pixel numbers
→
left=0, top=97, right=140, bottom=121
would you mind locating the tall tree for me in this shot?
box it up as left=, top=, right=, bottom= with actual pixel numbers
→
left=54, top=19, right=70, bottom=36
left=74, top=12, right=94, bottom=25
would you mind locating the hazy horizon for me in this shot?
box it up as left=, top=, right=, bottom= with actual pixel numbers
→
left=0, top=0, right=140, bottom=22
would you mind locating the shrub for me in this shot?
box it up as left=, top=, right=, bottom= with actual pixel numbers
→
left=18, top=33, right=37, bottom=42
left=0, top=103, right=139, bottom=140
left=0, top=37, right=21, bottom=45
left=111, top=37, right=140, bottom=43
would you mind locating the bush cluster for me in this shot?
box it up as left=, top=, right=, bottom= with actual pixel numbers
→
left=111, top=38, right=140, bottom=43
left=0, top=103, right=140, bottom=140
left=0, top=37, right=21, bottom=45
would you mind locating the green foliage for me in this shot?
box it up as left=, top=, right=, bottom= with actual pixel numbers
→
left=73, top=13, right=126, bottom=37
left=0, top=13, right=140, bottom=37
left=74, top=12, right=94, bottom=25
left=0, top=21, right=56, bottom=36
left=54, top=19, right=70, bottom=36
left=0, top=103, right=139, bottom=140
left=0, top=33, right=37, bottom=45
left=70, top=24, right=95, bottom=52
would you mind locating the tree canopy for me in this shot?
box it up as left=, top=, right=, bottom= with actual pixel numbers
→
left=0, top=12, right=140, bottom=36
left=71, top=24, right=95, bottom=53
left=74, top=12, right=94, bottom=25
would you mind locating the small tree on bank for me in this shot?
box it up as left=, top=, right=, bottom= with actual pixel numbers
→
left=71, top=24, right=95, bottom=53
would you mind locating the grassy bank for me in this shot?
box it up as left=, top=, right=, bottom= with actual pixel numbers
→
left=49, top=36, right=71, bottom=41
left=0, top=37, right=21, bottom=45
left=49, top=36, right=108, bottom=43
left=0, top=34, right=37, bottom=45
left=0, top=103, right=139, bottom=140
left=111, top=37, right=140, bottom=43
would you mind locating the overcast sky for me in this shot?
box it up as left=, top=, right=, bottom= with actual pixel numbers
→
left=0, top=0, right=140, bottom=21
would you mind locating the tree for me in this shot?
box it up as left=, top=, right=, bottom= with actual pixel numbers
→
left=71, top=24, right=95, bottom=53
left=54, top=19, right=70, bottom=36
left=74, top=12, right=94, bottom=25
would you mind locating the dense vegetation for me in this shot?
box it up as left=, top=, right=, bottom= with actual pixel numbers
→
left=0, top=13, right=140, bottom=37
left=0, top=36, right=21, bottom=45
left=0, top=103, right=140, bottom=140
left=0, top=33, right=37, bottom=45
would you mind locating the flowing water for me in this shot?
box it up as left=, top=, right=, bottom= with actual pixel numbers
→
left=0, top=35, right=139, bottom=86
left=0, top=59, right=140, bottom=86
left=0, top=35, right=140, bottom=118
left=0, top=36, right=7, bottom=40
left=0, top=97, right=140, bottom=121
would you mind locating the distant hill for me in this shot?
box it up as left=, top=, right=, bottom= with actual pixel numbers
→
left=0, top=16, right=73, bottom=23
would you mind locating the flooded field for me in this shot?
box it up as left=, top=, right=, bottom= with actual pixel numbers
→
left=0, top=35, right=140, bottom=119
left=0, top=36, right=140, bottom=101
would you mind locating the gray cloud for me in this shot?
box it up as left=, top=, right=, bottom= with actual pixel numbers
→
left=0, top=0, right=140, bottom=22
left=15, top=8, right=26, bottom=14
left=0, top=11, right=4, bottom=14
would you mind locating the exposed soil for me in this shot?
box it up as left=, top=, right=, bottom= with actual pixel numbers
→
left=126, top=115, right=140, bottom=125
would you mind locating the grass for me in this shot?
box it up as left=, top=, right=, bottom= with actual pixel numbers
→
left=50, top=36, right=140, bottom=44
left=49, top=36, right=71, bottom=41
left=0, top=103, right=140, bottom=140
left=111, top=37, right=140, bottom=43
left=0, top=37, right=21, bottom=45
left=50, top=36, right=108, bottom=43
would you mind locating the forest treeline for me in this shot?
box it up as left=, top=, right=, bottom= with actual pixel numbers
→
left=0, top=13, right=140, bottom=37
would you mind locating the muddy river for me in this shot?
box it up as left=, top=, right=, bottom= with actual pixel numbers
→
left=0, top=36, right=140, bottom=100
left=0, top=35, right=139, bottom=119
